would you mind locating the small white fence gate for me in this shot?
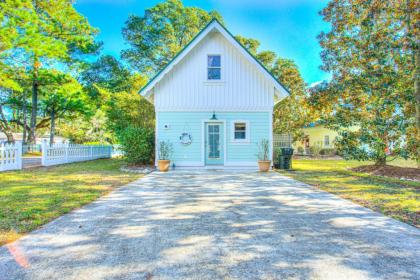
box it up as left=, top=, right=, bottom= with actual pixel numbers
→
left=41, top=142, right=112, bottom=167
left=0, top=142, right=22, bottom=171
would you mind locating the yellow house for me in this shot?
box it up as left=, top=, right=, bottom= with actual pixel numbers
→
left=293, top=125, right=339, bottom=154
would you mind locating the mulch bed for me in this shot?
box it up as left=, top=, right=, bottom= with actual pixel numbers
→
left=293, top=155, right=343, bottom=160
left=120, top=165, right=155, bottom=174
left=351, top=165, right=420, bottom=182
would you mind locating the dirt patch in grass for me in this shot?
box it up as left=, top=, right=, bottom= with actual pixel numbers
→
left=352, top=165, right=420, bottom=182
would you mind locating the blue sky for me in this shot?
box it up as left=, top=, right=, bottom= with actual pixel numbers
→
left=75, top=0, right=330, bottom=85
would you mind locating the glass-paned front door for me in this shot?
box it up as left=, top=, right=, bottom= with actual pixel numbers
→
left=205, top=123, right=224, bottom=165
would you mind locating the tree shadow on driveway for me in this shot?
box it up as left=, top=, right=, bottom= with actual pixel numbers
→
left=0, top=171, right=419, bottom=280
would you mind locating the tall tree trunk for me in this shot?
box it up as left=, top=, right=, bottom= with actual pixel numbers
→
left=375, top=156, right=387, bottom=166
left=49, top=110, right=55, bottom=145
left=22, top=90, right=27, bottom=144
left=29, top=58, right=39, bottom=144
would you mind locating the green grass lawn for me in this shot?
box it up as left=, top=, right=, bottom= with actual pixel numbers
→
left=0, top=159, right=142, bottom=245
left=277, top=159, right=419, bottom=227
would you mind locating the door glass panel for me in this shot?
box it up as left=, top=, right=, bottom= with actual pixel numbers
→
left=208, top=124, right=220, bottom=158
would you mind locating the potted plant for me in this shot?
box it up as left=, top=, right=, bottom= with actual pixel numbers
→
left=257, top=139, right=271, bottom=172
left=157, top=140, right=173, bottom=172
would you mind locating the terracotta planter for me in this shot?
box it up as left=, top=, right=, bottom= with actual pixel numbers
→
left=258, top=160, right=271, bottom=172
left=158, top=160, right=170, bottom=172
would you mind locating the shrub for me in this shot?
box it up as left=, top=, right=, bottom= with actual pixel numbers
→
left=297, top=146, right=304, bottom=154
left=118, top=126, right=154, bottom=165
left=82, top=141, right=107, bottom=146
left=158, top=140, right=173, bottom=160
left=309, top=142, right=323, bottom=156
left=320, top=148, right=336, bottom=156
left=273, top=147, right=282, bottom=158
left=258, top=139, right=270, bottom=161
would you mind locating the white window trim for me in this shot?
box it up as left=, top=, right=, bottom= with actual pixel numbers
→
left=206, top=54, right=223, bottom=82
left=324, top=135, right=330, bottom=147
left=231, top=120, right=250, bottom=143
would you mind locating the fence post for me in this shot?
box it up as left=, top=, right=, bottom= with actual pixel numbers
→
left=90, top=146, right=93, bottom=160
left=41, top=140, right=47, bottom=166
left=65, top=142, right=69, bottom=163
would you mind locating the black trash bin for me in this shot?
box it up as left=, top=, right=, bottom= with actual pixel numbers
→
left=274, top=148, right=294, bottom=169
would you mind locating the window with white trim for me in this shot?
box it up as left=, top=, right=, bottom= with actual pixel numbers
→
left=324, top=135, right=330, bottom=147
left=232, top=121, right=249, bottom=142
left=207, top=55, right=221, bottom=80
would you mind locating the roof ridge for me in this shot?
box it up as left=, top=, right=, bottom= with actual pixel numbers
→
left=139, top=18, right=290, bottom=97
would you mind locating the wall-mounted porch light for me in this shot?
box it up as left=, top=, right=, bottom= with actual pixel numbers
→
left=210, top=111, right=217, bottom=120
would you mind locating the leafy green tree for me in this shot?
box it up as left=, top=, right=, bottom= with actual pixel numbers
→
left=57, top=109, right=113, bottom=144
left=97, top=73, right=155, bottom=133
left=236, top=36, right=311, bottom=138
left=317, top=0, right=413, bottom=165
left=122, top=0, right=223, bottom=76
left=80, top=55, right=132, bottom=99
left=0, top=89, right=15, bottom=142
left=78, top=53, right=154, bottom=143
left=40, top=74, right=90, bottom=144
left=256, top=51, right=277, bottom=70
left=393, top=0, right=419, bottom=166
left=235, top=36, right=260, bottom=55
left=271, top=58, right=311, bottom=138
left=0, top=0, right=99, bottom=143
left=0, top=1, right=30, bottom=92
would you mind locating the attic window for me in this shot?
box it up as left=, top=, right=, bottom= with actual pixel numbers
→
left=207, top=55, right=221, bottom=80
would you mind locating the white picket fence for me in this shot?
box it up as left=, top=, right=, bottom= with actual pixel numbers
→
left=41, top=142, right=112, bottom=166
left=0, top=142, right=22, bottom=171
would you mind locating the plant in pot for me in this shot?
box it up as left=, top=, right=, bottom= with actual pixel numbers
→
left=157, top=140, right=173, bottom=172
left=257, top=139, right=271, bottom=172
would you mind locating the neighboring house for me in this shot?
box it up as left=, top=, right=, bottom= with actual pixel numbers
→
left=140, top=19, right=289, bottom=169
left=293, top=124, right=338, bottom=154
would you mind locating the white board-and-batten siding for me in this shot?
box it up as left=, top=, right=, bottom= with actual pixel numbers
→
left=153, top=32, right=275, bottom=112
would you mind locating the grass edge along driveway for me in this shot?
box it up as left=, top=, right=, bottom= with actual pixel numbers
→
left=277, top=159, right=419, bottom=227
left=0, top=159, right=143, bottom=245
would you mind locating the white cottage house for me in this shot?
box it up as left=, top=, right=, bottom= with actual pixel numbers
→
left=140, top=19, right=289, bottom=169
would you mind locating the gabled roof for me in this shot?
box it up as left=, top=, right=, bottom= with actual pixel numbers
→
left=139, top=19, right=290, bottom=101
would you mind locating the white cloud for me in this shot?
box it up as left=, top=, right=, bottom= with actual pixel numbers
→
left=308, top=80, right=323, bottom=88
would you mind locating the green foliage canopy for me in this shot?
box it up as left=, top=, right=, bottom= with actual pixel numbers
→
left=121, top=0, right=223, bottom=76
left=315, top=0, right=417, bottom=165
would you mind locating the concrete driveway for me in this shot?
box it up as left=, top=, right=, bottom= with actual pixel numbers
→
left=0, top=171, right=419, bottom=280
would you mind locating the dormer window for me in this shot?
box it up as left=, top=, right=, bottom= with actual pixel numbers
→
left=207, top=55, right=221, bottom=80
